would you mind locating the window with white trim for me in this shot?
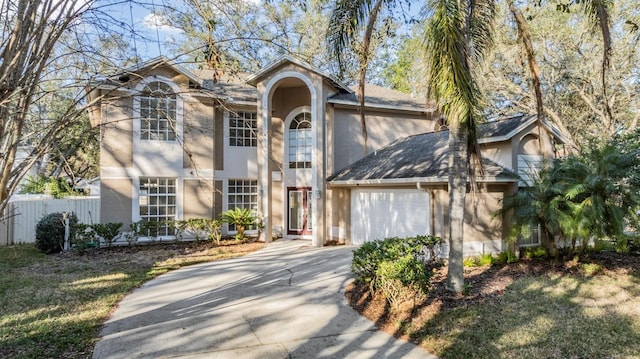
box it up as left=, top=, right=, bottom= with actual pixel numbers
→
left=229, top=111, right=257, bottom=147
left=288, top=112, right=312, bottom=169
left=139, top=177, right=176, bottom=236
left=518, top=223, right=541, bottom=247
left=228, top=179, right=258, bottom=231
left=139, top=81, right=177, bottom=141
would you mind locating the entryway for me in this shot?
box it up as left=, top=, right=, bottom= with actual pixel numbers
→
left=287, top=187, right=312, bottom=235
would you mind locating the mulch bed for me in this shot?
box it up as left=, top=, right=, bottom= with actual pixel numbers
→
left=346, top=251, right=640, bottom=343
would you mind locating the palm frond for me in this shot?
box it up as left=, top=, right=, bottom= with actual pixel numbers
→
left=326, top=0, right=379, bottom=73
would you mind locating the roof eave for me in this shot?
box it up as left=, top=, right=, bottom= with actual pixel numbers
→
left=328, top=98, right=437, bottom=114
left=328, top=176, right=516, bottom=187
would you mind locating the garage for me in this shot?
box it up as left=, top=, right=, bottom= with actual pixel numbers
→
left=350, top=188, right=430, bottom=245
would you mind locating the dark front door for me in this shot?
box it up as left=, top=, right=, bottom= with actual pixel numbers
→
left=287, top=187, right=312, bottom=235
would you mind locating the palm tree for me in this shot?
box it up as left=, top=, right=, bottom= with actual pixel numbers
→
left=328, top=0, right=496, bottom=293
left=502, top=139, right=640, bottom=257
left=327, top=0, right=387, bottom=155
left=425, top=0, right=496, bottom=293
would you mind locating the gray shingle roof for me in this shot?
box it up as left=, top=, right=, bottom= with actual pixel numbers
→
left=191, top=69, right=258, bottom=104
left=478, top=114, right=533, bottom=139
left=328, top=84, right=434, bottom=111
left=328, top=118, right=524, bottom=184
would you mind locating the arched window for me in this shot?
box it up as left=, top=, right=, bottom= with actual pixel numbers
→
left=288, top=112, right=312, bottom=169
left=139, top=81, right=177, bottom=141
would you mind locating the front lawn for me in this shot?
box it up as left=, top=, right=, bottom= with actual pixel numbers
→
left=0, top=241, right=264, bottom=358
left=348, top=252, right=640, bottom=358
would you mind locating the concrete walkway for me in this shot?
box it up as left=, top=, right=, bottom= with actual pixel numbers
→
left=93, top=239, right=435, bottom=359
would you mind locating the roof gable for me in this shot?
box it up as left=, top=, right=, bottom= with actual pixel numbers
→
left=478, top=114, right=570, bottom=144
left=113, top=56, right=201, bottom=87
left=245, top=55, right=352, bottom=93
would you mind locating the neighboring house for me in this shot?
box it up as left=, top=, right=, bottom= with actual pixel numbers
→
left=87, top=55, right=569, bottom=255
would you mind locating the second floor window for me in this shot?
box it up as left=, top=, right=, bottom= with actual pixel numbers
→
left=289, top=112, right=312, bottom=169
left=229, top=111, right=257, bottom=147
left=140, top=81, right=177, bottom=141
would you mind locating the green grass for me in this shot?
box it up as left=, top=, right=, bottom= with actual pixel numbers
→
left=409, top=273, right=640, bottom=358
left=0, top=242, right=263, bottom=358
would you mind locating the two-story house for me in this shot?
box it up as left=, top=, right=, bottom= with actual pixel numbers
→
left=88, top=55, right=568, bottom=255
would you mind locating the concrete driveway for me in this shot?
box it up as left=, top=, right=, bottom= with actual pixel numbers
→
left=93, top=239, right=435, bottom=359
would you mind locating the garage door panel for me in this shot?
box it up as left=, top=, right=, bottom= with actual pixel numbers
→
left=351, top=189, right=430, bottom=245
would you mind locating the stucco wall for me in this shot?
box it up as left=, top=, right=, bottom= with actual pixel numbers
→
left=332, top=108, right=436, bottom=171
left=327, top=187, right=350, bottom=243
left=183, top=180, right=214, bottom=219
left=101, top=97, right=134, bottom=168
left=183, top=99, right=214, bottom=170
left=481, top=141, right=513, bottom=170
left=214, top=108, right=224, bottom=171
left=214, top=180, right=223, bottom=218
left=462, top=185, right=505, bottom=255
left=101, top=178, right=133, bottom=227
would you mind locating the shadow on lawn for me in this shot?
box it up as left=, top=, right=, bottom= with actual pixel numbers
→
left=412, top=270, right=640, bottom=359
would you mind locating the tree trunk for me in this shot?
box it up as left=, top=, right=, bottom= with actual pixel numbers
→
left=508, top=0, right=554, bottom=160
left=447, top=125, right=468, bottom=293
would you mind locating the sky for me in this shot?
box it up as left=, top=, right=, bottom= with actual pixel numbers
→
left=104, top=1, right=182, bottom=60
left=101, top=0, right=261, bottom=61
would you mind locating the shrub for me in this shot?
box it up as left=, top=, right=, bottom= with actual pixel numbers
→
left=521, top=246, right=548, bottom=259
left=221, top=208, right=258, bottom=241
left=140, top=221, right=162, bottom=242
left=375, top=260, right=409, bottom=307
left=187, top=218, right=207, bottom=241
left=352, top=237, right=418, bottom=285
left=35, top=212, right=78, bottom=254
left=614, top=235, right=640, bottom=253
left=203, top=219, right=222, bottom=244
left=479, top=253, right=494, bottom=266
left=167, top=220, right=189, bottom=242
left=125, top=221, right=142, bottom=246
left=415, top=234, right=443, bottom=261
left=377, top=255, right=430, bottom=293
left=92, top=222, right=122, bottom=247
left=352, top=236, right=436, bottom=302
left=463, top=257, right=480, bottom=267
left=71, top=223, right=96, bottom=254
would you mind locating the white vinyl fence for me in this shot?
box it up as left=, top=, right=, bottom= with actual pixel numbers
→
left=0, top=196, right=100, bottom=245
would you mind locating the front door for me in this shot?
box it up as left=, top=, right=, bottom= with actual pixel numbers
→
left=288, top=187, right=312, bottom=235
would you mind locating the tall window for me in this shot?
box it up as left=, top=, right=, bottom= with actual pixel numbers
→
left=229, top=111, right=257, bottom=147
left=288, top=112, right=312, bottom=169
left=228, top=179, right=258, bottom=231
left=139, top=177, right=176, bottom=236
left=139, top=81, right=177, bottom=141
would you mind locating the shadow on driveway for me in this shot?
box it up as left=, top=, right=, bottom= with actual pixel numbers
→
left=93, top=240, right=436, bottom=359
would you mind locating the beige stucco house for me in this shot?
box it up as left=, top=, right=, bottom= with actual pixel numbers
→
left=88, top=55, right=568, bottom=255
